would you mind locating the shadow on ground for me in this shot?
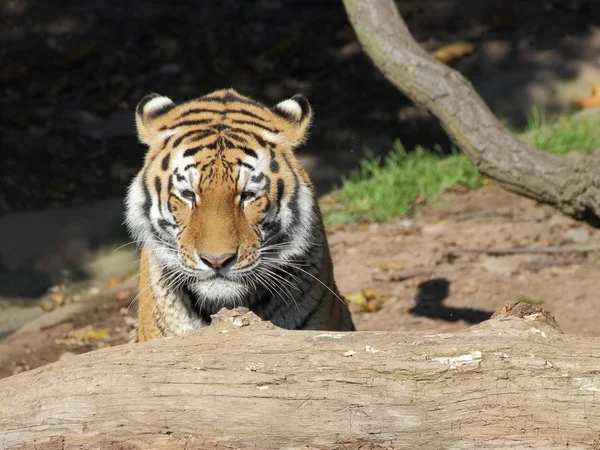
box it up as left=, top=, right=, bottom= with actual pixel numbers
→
left=409, top=278, right=493, bottom=324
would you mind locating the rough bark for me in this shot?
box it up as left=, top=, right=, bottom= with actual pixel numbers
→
left=2, top=304, right=600, bottom=449
left=343, top=0, right=600, bottom=226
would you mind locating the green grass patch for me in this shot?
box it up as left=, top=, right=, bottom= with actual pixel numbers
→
left=520, top=107, right=600, bottom=155
left=330, top=109, right=600, bottom=223
left=336, top=144, right=481, bottom=222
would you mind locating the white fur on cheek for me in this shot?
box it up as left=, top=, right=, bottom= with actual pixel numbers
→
left=279, top=182, right=315, bottom=261
left=124, top=171, right=179, bottom=269
left=124, top=172, right=148, bottom=244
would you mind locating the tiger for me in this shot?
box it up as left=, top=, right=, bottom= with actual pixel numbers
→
left=125, top=88, right=355, bottom=342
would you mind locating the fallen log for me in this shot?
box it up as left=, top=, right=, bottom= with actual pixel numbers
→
left=1, top=304, right=599, bottom=449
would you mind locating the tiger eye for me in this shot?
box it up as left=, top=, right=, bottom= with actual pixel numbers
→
left=240, top=191, right=256, bottom=202
left=181, top=189, right=195, bottom=200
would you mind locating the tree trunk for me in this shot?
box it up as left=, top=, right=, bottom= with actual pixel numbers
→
left=1, top=304, right=600, bottom=449
left=342, top=0, right=600, bottom=226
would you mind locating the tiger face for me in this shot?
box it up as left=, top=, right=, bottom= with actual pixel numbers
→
left=125, top=89, right=317, bottom=305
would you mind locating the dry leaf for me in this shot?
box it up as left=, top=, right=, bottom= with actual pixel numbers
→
left=39, top=297, right=57, bottom=312
left=107, top=278, right=121, bottom=288
left=115, top=289, right=134, bottom=303
left=345, top=288, right=386, bottom=313
left=71, top=328, right=111, bottom=341
left=378, top=259, right=407, bottom=271
left=346, top=290, right=368, bottom=308
left=367, top=298, right=386, bottom=313
left=576, top=82, right=600, bottom=109
left=432, top=41, right=475, bottom=64
left=326, top=224, right=343, bottom=234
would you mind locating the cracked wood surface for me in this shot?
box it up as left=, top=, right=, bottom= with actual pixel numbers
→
left=1, top=305, right=600, bottom=449
left=343, top=0, right=600, bottom=226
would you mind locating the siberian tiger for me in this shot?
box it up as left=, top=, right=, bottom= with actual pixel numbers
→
left=125, top=89, right=355, bottom=341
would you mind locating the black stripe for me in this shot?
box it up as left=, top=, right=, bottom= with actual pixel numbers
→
left=228, top=118, right=275, bottom=132
left=161, top=154, right=170, bottom=170
left=173, top=130, right=210, bottom=148
left=200, top=93, right=266, bottom=110
left=260, top=197, right=271, bottom=214
left=141, top=169, right=152, bottom=218
left=167, top=177, right=175, bottom=212
left=162, top=134, right=174, bottom=150
left=238, top=159, right=254, bottom=170
left=282, top=154, right=301, bottom=226
left=223, top=137, right=236, bottom=150
left=291, top=94, right=310, bottom=119
left=255, top=134, right=268, bottom=148
left=225, top=109, right=268, bottom=121
left=239, top=147, right=258, bottom=159
left=252, top=173, right=265, bottom=183
left=272, top=95, right=310, bottom=122
left=270, top=150, right=279, bottom=173
left=176, top=108, right=225, bottom=119
left=154, top=177, right=162, bottom=210
left=161, top=118, right=213, bottom=130
left=199, top=161, right=213, bottom=172
left=223, top=91, right=265, bottom=108
left=147, top=102, right=175, bottom=120
left=184, top=162, right=201, bottom=171
left=204, top=139, right=220, bottom=150
left=150, top=223, right=165, bottom=241
left=225, top=127, right=269, bottom=147
left=183, top=146, right=204, bottom=158
left=157, top=218, right=177, bottom=229
left=136, top=94, right=161, bottom=116
left=188, top=131, right=214, bottom=143
left=172, top=118, right=213, bottom=128
left=226, top=132, right=250, bottom=145
left=152, top=312, right=168, bottom=336
left=276, top=178, right=285, bottom=211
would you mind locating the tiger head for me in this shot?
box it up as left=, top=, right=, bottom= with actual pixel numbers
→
left=125, top=89, right=318, bottom=304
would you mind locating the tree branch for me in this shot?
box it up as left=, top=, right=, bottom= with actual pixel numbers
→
left=343, top=0, right=600, bottom=226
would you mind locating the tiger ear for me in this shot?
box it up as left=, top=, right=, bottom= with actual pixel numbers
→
left=135, top=94, right=176, bottom=145
left=271, top=94, right=312, bottom=147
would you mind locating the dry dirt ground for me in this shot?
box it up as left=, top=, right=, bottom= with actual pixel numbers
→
left=3, top=186, right=600, bottom=378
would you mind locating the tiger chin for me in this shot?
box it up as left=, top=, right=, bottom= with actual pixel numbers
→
left=125, top=88, right=355, bottom=342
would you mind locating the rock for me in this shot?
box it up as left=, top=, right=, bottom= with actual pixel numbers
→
left=482, top=257, right=518, bottom=276
left=421, top=224, right=445, bottom=235
left=39, top=297, right=57, bottom=312
left=562, top=227, right=590, bottom=243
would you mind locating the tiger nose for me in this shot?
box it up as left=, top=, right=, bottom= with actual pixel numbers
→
left=198, top=252, right=237, bottom=270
